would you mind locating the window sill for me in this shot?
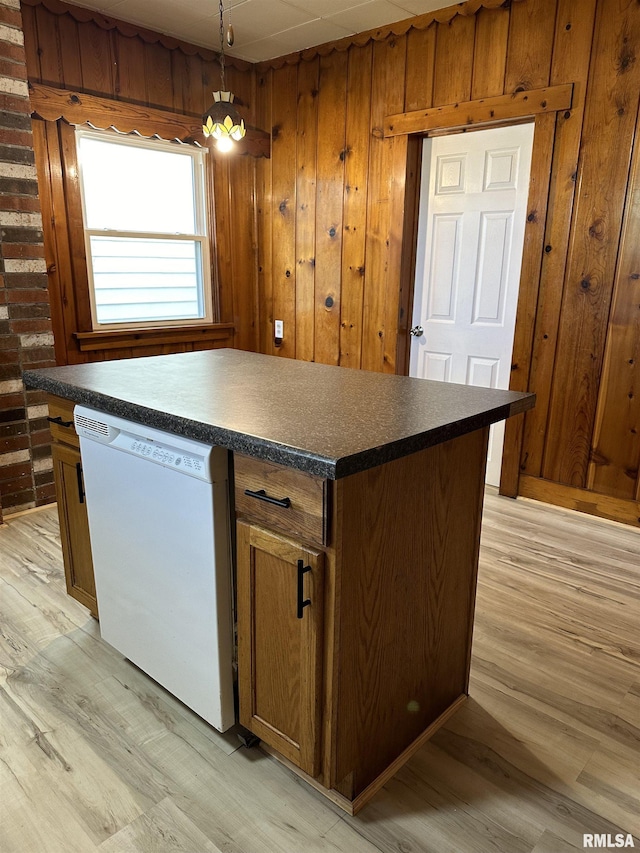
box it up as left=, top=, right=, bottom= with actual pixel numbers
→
left=74, top=323, right=235, bottom=352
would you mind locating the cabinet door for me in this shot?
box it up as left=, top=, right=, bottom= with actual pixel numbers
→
left=52, top=442, right=97, bottom=617
left=237, top=521, right=324, bottom=777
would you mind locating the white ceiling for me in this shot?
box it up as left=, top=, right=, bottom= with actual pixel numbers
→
left=69, top=0, right=449, bottom=62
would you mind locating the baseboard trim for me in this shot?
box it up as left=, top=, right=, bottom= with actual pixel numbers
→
left=519, top=476, right=639, bottom=527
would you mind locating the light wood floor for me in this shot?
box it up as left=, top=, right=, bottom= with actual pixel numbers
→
left=1, top=493, right=638, bottom=853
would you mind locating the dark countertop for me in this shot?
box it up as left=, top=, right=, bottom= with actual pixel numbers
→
left=24, top=349, right=535, bottom=479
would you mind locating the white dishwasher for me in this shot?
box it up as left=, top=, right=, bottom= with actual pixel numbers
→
left=75, top=406, right=235, bottom=732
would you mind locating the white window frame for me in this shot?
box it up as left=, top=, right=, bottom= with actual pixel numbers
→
left=75, top=128, right=213, bottom=331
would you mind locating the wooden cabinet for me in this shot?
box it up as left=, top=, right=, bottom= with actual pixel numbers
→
left=236, top=522, right=324, bottom=776
left=47, top=394, right=97, bottom=618
left=233, top=426, right=490, bottom=814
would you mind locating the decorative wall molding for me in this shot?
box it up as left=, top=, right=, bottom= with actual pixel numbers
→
left=256, top=0, right=524, bottom=70
left=29, top=82, right=271, bottom=158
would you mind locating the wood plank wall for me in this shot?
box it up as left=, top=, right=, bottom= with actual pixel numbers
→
left=21, top=0, right=258, bottom=365
left=19, top=0, right=640, bottom=525
left=255, top=0, right=640, bottom=525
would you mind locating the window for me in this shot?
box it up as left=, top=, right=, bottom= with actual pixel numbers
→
left=76, top=129, right=212, bottom=329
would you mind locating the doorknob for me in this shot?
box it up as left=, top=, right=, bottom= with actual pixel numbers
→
left=410, top=325, right=424, bottom=337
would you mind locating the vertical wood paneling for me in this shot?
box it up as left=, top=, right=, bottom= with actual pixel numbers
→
left=34, top=5, right=62, bottom=84
left=20, top=3, right=40, bottom=79
left=500, top=111, right=556, bottom=495
left=225, top=61, right=253, bottom=117
left=31, top=121, right=68, bottom=366
left=471, top=6, right=509, bottom=98
left=520, top=0, right=598, bottom=479
left=294, top=59, right=319, bottom=362
left=229, top=155, right=259, bottom=352
left=77, top=21, right=114, bottom=95
left=181, top=54, right=204, bottom=115
left=212, top=156, right=234, bottom=326
left=493, top=0, right=558, bottom=495
left=170, top=51, right=189, bottom=113
left=504, top=0, right=556, bottom=92
left=361, top=36, right=407, bottom=373
left=588, top=105, right=640, bottom=499
left=32, top=121, right=85, bottom=364
left=223, top=66, right=261, bottom=340
left=256, top=71, right=274, bottom=355
left=432, top=16, right=475, bottom=105
left=224, top=63, right=259, bottom=353
left=144, top=41, right=173, bottom=108
left=270, top=63, right=298, bottom=360
left=314, top=51, right=348, bottom=366
left=404, top=25, right=436, bottom=112
left=543, top=0, right=640, bottom=487
left=112, top=33, right=147, bottom=103
left=57, top=15, right=83, bottom=89
left=340, top=43, right=373, bottom=370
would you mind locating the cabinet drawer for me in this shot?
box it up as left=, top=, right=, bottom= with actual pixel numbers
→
left=234, top=454, right=329, bottom=547
left=47, top=394, right=79, bottom=448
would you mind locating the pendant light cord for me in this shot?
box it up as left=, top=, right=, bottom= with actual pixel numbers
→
left=218, top=0, right=226, bottom=92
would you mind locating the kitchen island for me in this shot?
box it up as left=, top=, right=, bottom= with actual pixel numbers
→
left=25, top=348, right=535, bottom=814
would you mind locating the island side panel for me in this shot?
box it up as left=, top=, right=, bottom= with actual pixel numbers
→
left=332, top=427, right=489, bottom=797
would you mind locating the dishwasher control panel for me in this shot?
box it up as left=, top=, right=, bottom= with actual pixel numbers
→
left=75, top=406, right=222, bottom=484
left=115, top=433, right=208, bottom=478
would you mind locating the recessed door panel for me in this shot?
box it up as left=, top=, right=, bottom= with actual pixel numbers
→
left=484, top=147, right=520, bottom=191
left=436, top=154, right=466, bottom=194
left=427, top=214, right=462, bottom=322
left=420, top=351, right=453, bottom=382
left=472, top=211, right=514, bottom=326
left=466, top=356, right=500, bottom=389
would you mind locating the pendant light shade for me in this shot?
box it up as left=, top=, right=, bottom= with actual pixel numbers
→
left=203, top=92, right=246, bottom=145
left=202, top=1, right=246, bottom=151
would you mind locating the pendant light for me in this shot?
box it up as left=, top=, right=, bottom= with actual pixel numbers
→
left=202, top=0, right=246, bottom=152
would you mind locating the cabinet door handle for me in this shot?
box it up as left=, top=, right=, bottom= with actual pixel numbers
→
left=297, top=559, right=311, bottom=619
left=48, top=415, right=74, bottom=428
left=244, top=488, right=291, bottom=509
left=76, top=462, right=85, bottom=504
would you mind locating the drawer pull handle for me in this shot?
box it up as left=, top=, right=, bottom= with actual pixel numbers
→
left=244, top=488, right=291, bottom=509
left=297, top=560, right=311, bottom=619
left=48, top=415, right=74, bottom=428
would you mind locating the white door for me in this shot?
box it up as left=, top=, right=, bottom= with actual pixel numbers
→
left=409, top=123, right=535, bottom=486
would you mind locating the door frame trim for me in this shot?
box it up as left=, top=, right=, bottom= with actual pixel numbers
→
left=384, top=85, right=573, bottom=138
left=391, top=86, right=574, bottom=497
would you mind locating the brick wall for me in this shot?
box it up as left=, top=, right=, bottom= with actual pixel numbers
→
left=0, top=0, right=55, bottom=519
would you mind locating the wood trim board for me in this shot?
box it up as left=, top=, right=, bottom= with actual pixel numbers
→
left=74, top=324, right=235, bottom=352
left=519, top=475, right=640, bottom=527
left=384, top=84, right=573, bottom=137
left=28, top=82, right=271, bottom=158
